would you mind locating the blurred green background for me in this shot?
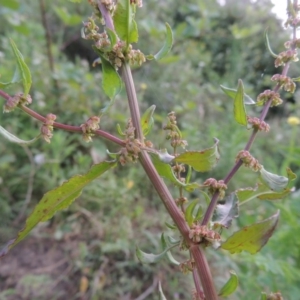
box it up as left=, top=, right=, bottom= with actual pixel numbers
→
left=0, top=0, right=300, bottom=299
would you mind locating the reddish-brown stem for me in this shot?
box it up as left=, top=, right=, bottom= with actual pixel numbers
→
left=95, top=3, right=219, bottom=298
left=0, top=91, right=125, bottom=147
left=192, top=259, right=205, bottom=299
left=202, top=63, right=293, bottom=226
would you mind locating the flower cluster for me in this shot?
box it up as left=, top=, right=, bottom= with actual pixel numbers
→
left=101, top=0, right=116, bottom=11
left=256, top=90, right=283, bottom=107
left=202, top=178, right=227, bottom=200
left=266, top=292, right=283, bottom=300
left=179, top=259, right=195, bottom=274
left=236, top=150, right=262, bottom=172
left=274, top=49, right=299, bottom=68
left=41, top=113, right=56, bottom=143
left=271, top=74, right=296, bottom=93
left=3, top=93, right=32, bottom=113
left=81, top=116, right=101, bottom=142
left=163, top=112, right=188, bottom=150
left=175, top=196, right=188, bottom=206
left=127, top=45, right=146, bottom=66
left=130, top=0, right=143, bottom=7
left=119, top=119, right=142, bottom=165
left=188, top=224, right=221, bottom=246
left=247, top=116, right=270, bottom=132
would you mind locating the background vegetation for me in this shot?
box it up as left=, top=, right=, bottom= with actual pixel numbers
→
left=0, top=0, right=300, bottom=299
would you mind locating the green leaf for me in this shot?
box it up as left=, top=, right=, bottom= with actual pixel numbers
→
left=185, top=199, right=201, bottom=227
left=220, top=85, right=255, bottom=105
left=113, top=0, right=139, bottom=45
left=104, top=27, right=118, bottom=52
left=141, top=105, right=156, bottom=136
left=158, top=281, right=167, bottom=300
left=150, top=23, right=174, bottom=61
left=0, top=161, right=116, bottom=256
left=221, top=210, right=280, bottom=254
left=0, top=126, right=40, bottom=145
left=265, top=29, right=278, bottom=58
left=151, top=153, right=200, bottom=192
left=161, top=233, right=180, bottom=265
left=0, top=0, right=19, bottom=10
left=212, top=193, right=239, bottom=229
left=236, top=184, right=273, bottom=203
left=259, top=167, right=288, bottom=191
left=236, top=169, right=296, bottom=203
left=165, top=222, right=177, bottom=230
left=136, top=242, right=177, bottom=264
left=94, top=53, right=122, bottom=111
left=174, top=138, right=220, bottom=172
left=233, top=79, right=247, bottom=126
left=116, top=123, right=125, bottom=136
left=9, top=39, right=32, bottom=96
left=218, top=271, right=239, bottom=297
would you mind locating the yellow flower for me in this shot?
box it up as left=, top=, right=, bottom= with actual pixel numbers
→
left=287, top=116, right=300, bottom=126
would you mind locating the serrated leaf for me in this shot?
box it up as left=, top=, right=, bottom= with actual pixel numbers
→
left=260, top=167, right=288, bottom=191
left=141, top=105, right=155, bottom=136
left=236, top=183, right=271, bottom=203
left=113, top=0, right=138, bottom=45
left=221, top=210, right=280, bottom=254
left=237, top=169, right=296, bottom=204
left=185, top=199, right=200, bottom=226
left=158, top=281, right=167, bottom=300
left=151, top=153, right=200, bottom=192
left=136, top=242, right=177, bottom=264
left=161, top=233, right=180, bottom=265
left=0, top=161, right=116, bottom=256
left=174, top=138, right=220, bottom=172
left=92, top=52, right=122, bottom=113
left=152, top=23, right=173, bottom=61
left=213, top=193, right=239, bottom=229
left=218, top=271, right=239, bottom=297
left=234, top=79, right=247, bottom=126
left=0, top=126, right=40, bottom=145
left=265, top=29, right=278, bottom=58
left=100, top=54, right=122, bottom=99
left=220, top=85, right=255, bottom=105
left=9, top=39, right=32, bottom=96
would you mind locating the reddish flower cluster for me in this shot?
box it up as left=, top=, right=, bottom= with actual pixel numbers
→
left=3, top=93, right=32, bottom=113
left=236, top=150, right=262, bottom=172
left=81, top=116, right=101, bottom=142
left=41, top=113, right=56, bottom=143
left=247, top=116, right=270, bottom=132
left=188, top=224, right=221, bottom=245
left=203, top=178, right=227, bottom=199
left=274, top=49, right=298, bottom=68
left=119, top=119, right=142, bottom=165
left=271, top=74, right=296, bottom=93
left=256, top=90, right=283, bottom=107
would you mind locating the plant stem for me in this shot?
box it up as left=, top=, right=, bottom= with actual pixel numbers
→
left=0, top=90, right=125, bottom=147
